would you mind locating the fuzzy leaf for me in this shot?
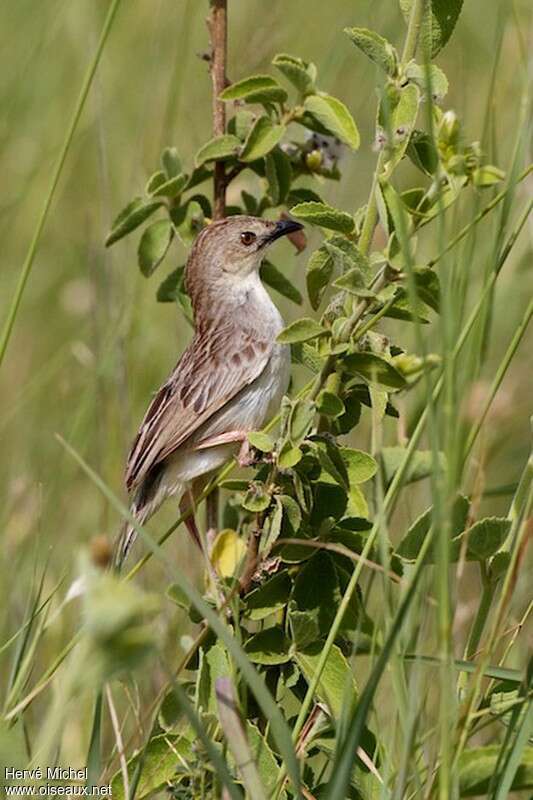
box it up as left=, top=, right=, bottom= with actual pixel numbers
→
left=399, top=0, right=464, bottom=57
left=245, top=627, right=291, bottom=665
left=407, top=130, right=439, bottom=175
left=291, top=201, right=354, bottom=234
left=405, top=61, right=449, bottom=100
left=220, top=74, right=288, bottom=105
left=243, top=482, right=271, bottom=513
left=396, top=495, right=470, bottom=561
left=291, top=553, right=340, bottom=636
left=289, top=398, right=316, bottom=443
left=341, top=448, right=378, bottom=484
left=332, top=267, right=374, bottom=298
left=211, top=529, right=247, bottom=578
left=111, top=734, right=192, bottom=800
left=278, top=317, right=329, bottom=344
left=150, top=173, right=188, bottom=198
left=246, top=572, right=292, bottom=621
left=240, top=117, right=285, bottom=163
left=247, top=431, right=275, bottom=453
left=382, top=447, right=445, bottom=487
left=344, top=27, right=398, bottom=75
left=304, top=94, right=360, bottom=150
left=457, top=744, right=533, bottom=796
left=463, top=517, right=511, bottom=561
left=296, top=643, right=357, bottom=720
left=316, top=390, right=345, bottom=418
left=106, top=198, right=162, bottom=247
left=272, top=53, right=316, bottom=94
left=260, top=260, right=302, bottom=305
left=137, top=219, right=173, bottom=277
left=195, top=134, right=240, bottom=167
left=342, top=352, right=407, bottom=389
left=265, top=147, right=292, bottom=205
left=161, top=146, right=181, bottom=178
left=306, top=247, right=334, bottom=310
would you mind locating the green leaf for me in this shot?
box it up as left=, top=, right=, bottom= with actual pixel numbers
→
left=111, top=733, right=192, bottom=800
left=399, top=0, right=465, bottom=57
left=145, top=171, right=166, bottom=195
left=289, top=608, right=320, bottom=650
left=211, top=529, right=247, bottom=578
left=156, top=266, right=192, bottom=323
left=316, top=390, right=345, bottom=418
left=342, top=352, right=407, bottom=389
left=137, top=219, right=173, bottom=277
left=396, top=494, right=470, bottom=561
left=405, top=61, right=449, bottom=100
left=161, top=146, right=181, bottom=178
left=195, top=134, right=240, bottom=167
left=172, top=199, right=205, bottom=246
left=243, top=722, right=287, bottom=799
left=106, top=198, right=162, bottom=247
left=463, top=517, right=511, bottom=561
left=457, top=745, right=533, bottom=796
left=291, top=553, right=340, bottom=636
left=245, top=627, right=291, bottom=665
left=291, top=201, right=355, bottom=234
left=272, top=53, right=316, bottom=95
left=260, top=260, right=302, bottom=305
left=240, top=117, right=285, bottom=162
left=278, top=443, right=303, bottom=469
left=215, top=678, right=268, bottom=800
left=197, top=642, right=231, bottom=713
left=407, top=130, right=439, bottom=175
left=150, top=172, right=188, bottom=198
left=306, top=247, right=334, bottom=310
left=248, top=431, right=275, bottom=453
left=382, top=447, right=445, bottom=487
left=473, top=164, right=506, bottom=187
left=332, top=267, right=374, bottom=298
left=289, top=398, right=316, bottom=443
left=324, top=237, right=372, bottom=282
left=243, top=481, right=271, bottom=513
left=380, top=83, right=420, bottom=168
left=246, top=572, right=292, bottom=621
left=296, top=643, right=357, bottom=720
left=344, top=27, right=398, bottom=76
left=341, top=448, right=378, bottom=484
left=304, top=94, right=360, bottom=150
left=265, top=147, right=292, bottom=205
left=277, top=317, right=329, bottom=344
left=220, top=74, right=288, bottom=105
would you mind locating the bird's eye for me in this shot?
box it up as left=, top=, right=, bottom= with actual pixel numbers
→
left=240, top=231, right=256, bottom=246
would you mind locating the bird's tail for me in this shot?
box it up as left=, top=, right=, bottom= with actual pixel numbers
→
left=113, top=466, right=178, bottom=571
left=113, top=502, right=149, bottom=572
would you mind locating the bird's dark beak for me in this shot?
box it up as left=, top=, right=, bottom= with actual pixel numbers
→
left=264, top=218, right=304, bottom=245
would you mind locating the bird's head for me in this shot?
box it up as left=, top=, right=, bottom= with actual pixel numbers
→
left=186, top=215, right=303, bottom=297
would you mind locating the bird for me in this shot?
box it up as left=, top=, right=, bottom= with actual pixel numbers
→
left=114, top=215, right=303, bottom=568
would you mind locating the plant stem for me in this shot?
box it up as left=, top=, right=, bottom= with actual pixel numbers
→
left=464, top=563, right=492, bottom=660
left=401, top=0, right=426, bottom=63
left=206, top=0, right=228, bottom=535
left=207, top=0, right=228, bottom=220
left=464, top=298, right=532, bottom=459
left=0, top=0, right=123, bottom=369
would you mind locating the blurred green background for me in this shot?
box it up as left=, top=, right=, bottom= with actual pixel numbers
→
left=1, top=0, right=531, bottom=768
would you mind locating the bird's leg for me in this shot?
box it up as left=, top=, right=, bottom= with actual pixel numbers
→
left=180, top=486, right=224, bottom=607
left=194, top=430, right=255, bottom=467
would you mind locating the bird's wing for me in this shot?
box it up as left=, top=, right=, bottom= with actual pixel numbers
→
left=125, top=323, right=272, bottom=492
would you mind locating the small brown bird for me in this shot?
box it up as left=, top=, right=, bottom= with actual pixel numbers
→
left=115, top=215, right=303, bottom=566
